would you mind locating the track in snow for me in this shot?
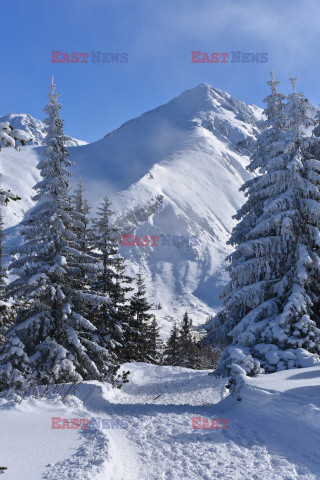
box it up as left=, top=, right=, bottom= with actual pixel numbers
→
left=84, top=364, right=320, bottom=480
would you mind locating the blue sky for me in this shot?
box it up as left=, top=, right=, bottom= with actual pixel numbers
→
left=1, top=0, right=320, bottom=142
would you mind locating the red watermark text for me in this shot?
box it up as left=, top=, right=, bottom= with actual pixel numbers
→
left=191, top=417, right=229, bottom=429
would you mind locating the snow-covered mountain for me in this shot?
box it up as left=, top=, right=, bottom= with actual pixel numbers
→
left=0, top=113, right=87, bottom=147
left=1, top=84, right=263, bottom=335
left=68, top=83, right=263, bottom=333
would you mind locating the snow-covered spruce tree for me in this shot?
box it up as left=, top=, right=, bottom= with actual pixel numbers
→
left=214, top=74, right=320, bottom=377
left=69, top=179, right=98, bottom=291
left=308, top=111, right=320, bottom=330
left=206, top=71, right=287, bottom=351
left=71, top=179, right=91, bottom=253
left=127, top=270, right=153, bottom=362
left=197, top=343, right=220, bottom=369
left=175, top=312, right=198, bottom=368
left=90, top=196, right=133, bottom=366
left=0, top=212, right=6, bottom=295
left=66, top=181, right=125, bottom=384
left=0, top=211, right=12, bottom=348
left=0, top=80, right=120, bottom=393
left=147, top=315, right=164, bottom=364
left=164, top=322, right=180, bottom=366
left=0, top=212, right=31, bottom=350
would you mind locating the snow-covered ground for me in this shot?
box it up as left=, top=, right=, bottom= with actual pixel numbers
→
left=1, top=364, right=319, bottom=479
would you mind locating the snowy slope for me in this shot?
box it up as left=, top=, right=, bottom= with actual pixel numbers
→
left=0, top=113, right=87, bottom=147
left=0, top=393, right=108, bottom=480
left=0, top=113, right=86, bottom=230
left=0, top=147, right=40, bottom=229
left=1, top=84, right=263, bottom=334
left=1, top=364, right=319, bottom=479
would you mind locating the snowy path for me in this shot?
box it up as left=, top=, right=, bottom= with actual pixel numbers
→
left=87, top=364, right=320, bottom=480
left=0, top=364, right=319, bottom=479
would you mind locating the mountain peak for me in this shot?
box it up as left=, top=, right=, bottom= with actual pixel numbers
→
left=102, top=83, right=263, bottom=147
left=171, top=83, right=261, bottom=123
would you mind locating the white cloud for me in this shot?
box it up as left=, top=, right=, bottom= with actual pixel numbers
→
left=130, top=0, right=320, bottom=71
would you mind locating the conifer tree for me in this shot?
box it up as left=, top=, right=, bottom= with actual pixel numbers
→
left=197, top=343, right=220, bottom=369
left=0, top=211, right=11, bottom=348
left=146, top=315, right=163, bottom=364
left=71, top=179, right=91, bottom=258
left=173, top=311, right=204, bottom=369
left=164, top=323, right=179, bottom=366
left=207, top=71, right=287, bottom=350
left=69, top=179, right=97, bottom=291
left=308, top=111, right=320, bottom=330
left=0, top=212, right=28, bottom=349
left=212, top=74, right=320, bottom=377
left=0, top=212, right=6, bottom=296
left=176, top=312, right=195, bottom=368
left=90, top=196, right=133, bottom=365
left=0, top=80, right=121, bottom=393
left=127, top=270, right=153, bottom=361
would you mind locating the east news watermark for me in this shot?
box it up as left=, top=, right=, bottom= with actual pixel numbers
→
left=51, top=417, right=128, bottom=430
left=120, top=234, right=197, bottom=247
left=51, top=51, right=128, bottom=64
left=191, top=51, right=268, bottom=64
left=191, top=417, right=229, bottom=430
